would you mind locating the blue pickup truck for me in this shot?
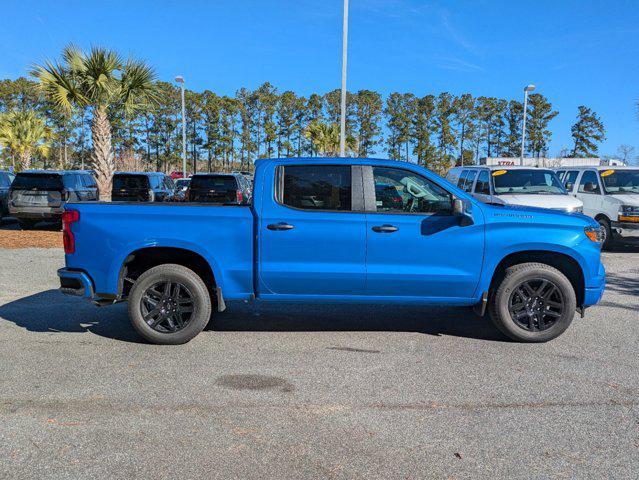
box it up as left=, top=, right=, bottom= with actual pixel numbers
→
left=58, top=158, right=606, bottom=344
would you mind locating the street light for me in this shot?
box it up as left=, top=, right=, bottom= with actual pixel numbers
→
left=175, top=75, right=187, bottom=177
left=520, top=84, right=535, bottom=165
left=339, top=0, right=349, bottom=157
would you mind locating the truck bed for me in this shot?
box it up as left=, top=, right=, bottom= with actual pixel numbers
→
left=64, top=202, right=255, bottom=300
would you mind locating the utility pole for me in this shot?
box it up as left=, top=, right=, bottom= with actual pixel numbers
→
left=175, top=76, right=187, bottom=176
left=339, top=0, right=349, bottom=157
left=520, top=84, right=535, bottom=165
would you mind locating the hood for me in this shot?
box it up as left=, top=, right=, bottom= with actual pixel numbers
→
left=482, top=202, right=598, bottom=229
left=495, top=194, right=582, bottom=211
left=608, top=193, right=639, bottom=206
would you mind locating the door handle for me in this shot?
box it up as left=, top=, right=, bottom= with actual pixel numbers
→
left=372, top=224, right=398, bottom=233
left=267, top=222, right=295, bottom=231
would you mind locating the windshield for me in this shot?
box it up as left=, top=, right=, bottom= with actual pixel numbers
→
left=492, top=169, right=565, bottom=195
left=599, top=169, right=639, bottom=194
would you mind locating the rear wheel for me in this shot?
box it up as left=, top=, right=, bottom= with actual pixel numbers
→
left=489, top=262, right=576, bottom=342
left=128, top=264, right=212, bottom=344
left=18, top=219, right=38, bottom=230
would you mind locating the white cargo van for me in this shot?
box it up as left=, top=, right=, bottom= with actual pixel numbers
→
left=556, top=166, right=639, bottom=247
left=447, top=166, right=583, bottom=212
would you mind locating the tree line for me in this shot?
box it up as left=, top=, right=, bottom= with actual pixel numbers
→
left=0, top=48, right=609, bottom=182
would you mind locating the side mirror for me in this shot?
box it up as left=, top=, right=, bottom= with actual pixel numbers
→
left=452, top=197, right=474, bottom=226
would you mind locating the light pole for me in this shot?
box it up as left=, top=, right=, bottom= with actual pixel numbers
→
left=175, top=75, right=187, bottom=177
left=520, top=84, right=535, bottom=165
left=339, top=0, right=349, bottom=157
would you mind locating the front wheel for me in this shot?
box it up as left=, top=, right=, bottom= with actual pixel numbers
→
left=597, top=217, right=613, bottom=250
left=489, top=263, right=576, bottom=342
left=128, top=264, right=212, bottom=344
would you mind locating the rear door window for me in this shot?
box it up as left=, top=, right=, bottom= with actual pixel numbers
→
left=457, top=170, right=468, bottom=189
left=462, top=170, right=477, bottom=192
left=281, top=165, right=351, bottom=211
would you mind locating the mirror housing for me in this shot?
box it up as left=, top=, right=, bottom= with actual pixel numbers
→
left=452, top=197, right=474, bottom=226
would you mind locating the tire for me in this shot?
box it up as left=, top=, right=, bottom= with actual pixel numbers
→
left=489, top=262, right=576, bottom=342
left=597, top=217, right=613, bottom=250
left=128, top=264, right=212, bottom=345
left=18, top=219, right=38, bottom=230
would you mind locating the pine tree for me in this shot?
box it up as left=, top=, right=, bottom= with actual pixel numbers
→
left=526, top=94, right=558, bottom=158
left=384, top=93, right=415, bottom=161
left=354, top=90, right=382, bottom=157
left=434, top=92, right=456, bottom=168
left=412, top=95, right=436, bottom=166
left=570, top=106, right=606, bottom=157
left=453, top=93, right=476, bottom=165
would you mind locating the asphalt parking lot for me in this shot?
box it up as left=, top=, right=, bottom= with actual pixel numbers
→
left=0, top=241, right=638, bottom=479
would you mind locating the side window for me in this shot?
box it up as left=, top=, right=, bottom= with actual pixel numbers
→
left=281, top=165, right=351, bottom=211
left=373, top=167, right=452, bottom=215
left=475, top=170, right=491, bottom=195
left=457, top=170, right=468, bottom=189
left=556, top=170, right=566, bottom=181
left=462, top=170, right=477, bottom=192
left=0, top=173, right=9, bottom=188
left=578, top=171, right=600, bottom=194
left=563, top=171, right=579, bottom=190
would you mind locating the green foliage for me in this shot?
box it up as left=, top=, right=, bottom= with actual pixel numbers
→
left=571, top=106, right=606, bottom=157
left=0, top=110, right=50, bottom=170
left=525, top=93, right=558, bottom=158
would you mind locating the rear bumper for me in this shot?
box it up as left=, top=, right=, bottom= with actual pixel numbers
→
left=57, top=268, right=95, bottom=298
left=10, top=205, right=63, bottom=219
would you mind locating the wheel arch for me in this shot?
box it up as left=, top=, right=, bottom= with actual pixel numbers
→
left=488, top=250, right=585, bottom=307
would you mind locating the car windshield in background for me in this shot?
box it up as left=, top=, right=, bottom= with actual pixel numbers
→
left=12, top=173, right=63, bottom=190
left=492, top=169, right=565, bottom=195
left=113, top=175, right=149, bottom=190
left=599, top=170, right=639, bottom=193
left=190, top=176, right=237, bottom=190
left=175, top=179, right=190, bottom=189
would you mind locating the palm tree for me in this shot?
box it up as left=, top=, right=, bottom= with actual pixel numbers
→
left=304, top=120, right=356, bottom=157
left=32, top=45, right=158, bottom=200
left=0, top=110, right=50, bottom=170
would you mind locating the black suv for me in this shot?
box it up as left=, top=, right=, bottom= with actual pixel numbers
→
left=112, top=172, right=175, bottom=202
left=9, top=170, right=97, bottom=229
left=186, top=173, right=252, bottom=204
left=0, top=170, right=16, bottom=223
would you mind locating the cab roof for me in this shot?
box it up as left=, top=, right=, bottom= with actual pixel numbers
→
left=554, top=165, right=638, bottom=171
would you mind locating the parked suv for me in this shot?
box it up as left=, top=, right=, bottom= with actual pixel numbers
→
left=556, top=166, right=639, bottom=247
left=0, top=170, right=15, bottom=222
left=185, top=173, right=252, bottom=204
left=9, top=170, right=97, bottom=229
left=447, top=166, right=583, bottom=213
left=112, top=172, right=175, bottom=202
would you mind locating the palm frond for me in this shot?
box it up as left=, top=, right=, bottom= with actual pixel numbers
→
left=30, top=60, right=86, bottom=113
left=120, top=58, right=159, bottom=114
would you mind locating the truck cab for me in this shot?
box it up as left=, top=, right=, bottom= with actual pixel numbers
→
left=58, top=158, right=606, bottom=345
left=556, top=166, right=639, bottom=247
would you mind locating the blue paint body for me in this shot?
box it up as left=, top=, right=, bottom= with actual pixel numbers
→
left=61, top=158, right=606, bottom=309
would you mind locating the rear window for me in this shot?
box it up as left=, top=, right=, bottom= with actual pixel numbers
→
left=113, top=174, right=150, bottom=190
left=190, top=175, right=238, bottom=190
left=12, top=173, right=63, bottom=190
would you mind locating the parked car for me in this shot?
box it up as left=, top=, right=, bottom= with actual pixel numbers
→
left=9, top=170, right=97, bottom=229
left=173, top=178, right=191, bottom=201
left=447, top=166, right=583, bottom=213
left=185, top=173, right=252, bottom=204
left=556, top=166, right=639, bottom=247
left=0, top=170, right=15, bottom=223
left=112, top=172, right=175, bottom=202
left=170, top=171, right=184, bottom=180
left=58, top=158, right=605, bottom=345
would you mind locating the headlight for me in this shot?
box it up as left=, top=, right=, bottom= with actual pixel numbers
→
left=584, top=226, right=603, bottom=244
left=620, top=205, right=639, bottom=214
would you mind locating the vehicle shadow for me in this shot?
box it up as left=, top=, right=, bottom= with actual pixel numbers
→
left=0, top=289, right=508, bottom=343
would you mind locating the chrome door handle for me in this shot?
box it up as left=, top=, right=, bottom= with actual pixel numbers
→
left=372, top=224, right=398, bottom=233
left=267, top=222, right=295, bottom=231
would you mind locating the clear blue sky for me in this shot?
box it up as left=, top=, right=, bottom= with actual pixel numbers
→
left=1, top=0, right=637, bottom=156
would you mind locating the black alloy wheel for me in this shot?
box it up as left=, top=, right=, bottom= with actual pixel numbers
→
left=140, top=281, right=195, bottom=333
left=507, top=278, right=565, bottom=332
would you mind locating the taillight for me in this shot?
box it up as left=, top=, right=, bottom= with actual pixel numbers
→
left=236, top=190, right=243, bottom=204
left=62, top=209, right=79, bottom=254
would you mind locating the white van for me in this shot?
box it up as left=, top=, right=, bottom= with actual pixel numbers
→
left=556, top=166, right=639, bottom=247
left=447, top=166, right=583, bottom=212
